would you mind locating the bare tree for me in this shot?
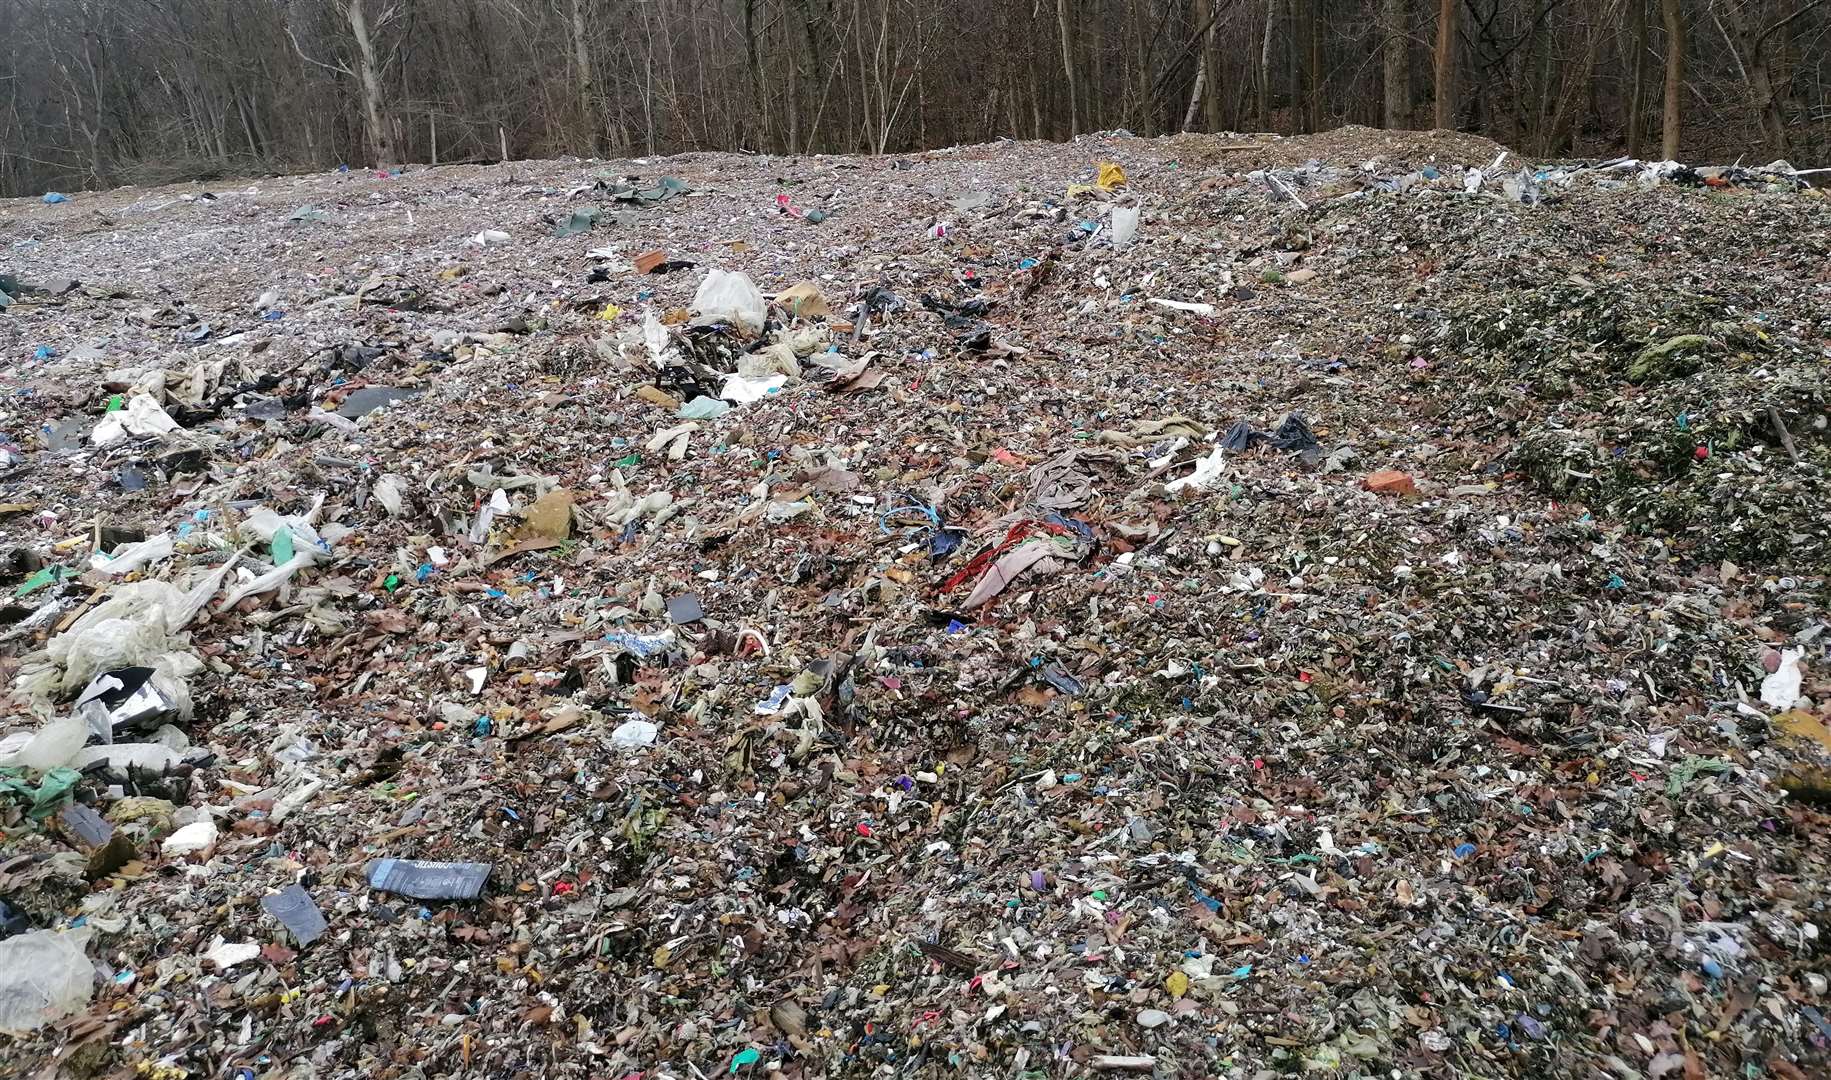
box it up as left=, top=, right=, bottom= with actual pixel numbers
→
left=570, top=0, right=601, bottom=154
left=287, top=0, right=400, bottom=168
left=1383, top=0, right=1410, bottom=128
left=1259, top=0, right=1278, bottom=129
left=1661, top=0, right=1684, bottom=156
left=1200, top=0, right=1225, bottom=131
left=1433, top=0, right=1457, bottom=128
left=4, top=0, right=1831, bottom=198
left=1628, top=0, right=1649, bottom=156
left=1710, top=0, right=1828, bottom=158
left=1057, top=0, right=1080, bottom=135
left=345, top=0, right=395, bottom=166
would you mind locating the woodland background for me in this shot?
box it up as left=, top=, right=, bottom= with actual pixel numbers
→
left=1, top=0, right=1827, bottom=197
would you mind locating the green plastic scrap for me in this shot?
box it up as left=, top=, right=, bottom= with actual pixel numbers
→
left=729, top=1048, right=760, bottom=1074
left=599, top=175, right=689, bottom=206
left=0, top=766, right=82, bottom=820
left=553, top=208, right=602, bottom=238
left=14, top=565, right=72, bottom=598
left=1666, top=756, right=1730, bottom=796
left=271, top=527, right=295, bottom=565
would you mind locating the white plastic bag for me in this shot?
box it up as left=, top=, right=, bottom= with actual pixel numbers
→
left=71, top=742, right=186, bottom=773
left=0, top=715, right=87, bottom=772
left=161, top=818, right=219, bottom=858
left=612, top=718, right=658, bottom=748
left=240, top=495, right=331, bottom=564
left=372, top=474, right=409, bottom=516
left=691, top=269, right=767, bottom=334
left=1111, top=205, right=1140, bottom=248
left=641, top=309, right=672, bottom=365
left=0, top=929, right=94, bottom=1036
left=220, top=553, right=318, bottom=609
left=1762, top=649, right=1803, bottom=710
left=91, top=394, right=179, bottom=447
left=721, top=373, right=788, bottom=404
left=1165, top=446, right=1228, bottom=493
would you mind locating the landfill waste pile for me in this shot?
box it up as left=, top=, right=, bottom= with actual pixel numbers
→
left=0, top=126, right=1827, bottom=1078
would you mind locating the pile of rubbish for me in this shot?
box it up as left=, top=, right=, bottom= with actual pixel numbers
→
left=0, top=127, right=1826, bottom=1078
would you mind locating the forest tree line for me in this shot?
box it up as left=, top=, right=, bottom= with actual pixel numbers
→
left=1, top=0, right=1827, bottom=197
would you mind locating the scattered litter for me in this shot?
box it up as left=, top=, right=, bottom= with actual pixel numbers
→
left=366, top=859, right=493, bottom=900
left=0, top=126, right=1825, bottom=1079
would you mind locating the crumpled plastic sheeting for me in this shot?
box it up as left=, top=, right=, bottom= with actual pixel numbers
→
left=90, top=394, right=179, bottom=447
left=691, top=269, right=766, bottom=334
left=721, top=372, right=787, bottom=403
left=1165, top=445, right=1229, bottom=493
left=13, top=558, right=235, bottom=705
left=41, top=583, right=202, bottom=691
left=1219, top=412, right=1319, bottom=453
left=737, top=342, right=802, bottom=379
left=89, top=532, right=175, bottom=575
left=0, top=929, right=94, bottom=1036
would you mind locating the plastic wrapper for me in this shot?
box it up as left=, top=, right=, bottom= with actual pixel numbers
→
left=261, top=884, right=329, bottom=945
left=366, top=859, right=493, bottom=900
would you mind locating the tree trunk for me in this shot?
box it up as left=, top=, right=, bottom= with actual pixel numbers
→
left=1748, top=52, right=1788, bottom=159
left=1183, top=51, right=1208, bottom=131
left=1627, top=0, right=1647, bottom=157
left=1304, top=0, right=1322, bottom=131
left=570, top=0, right=601, bottom=155
left=346, top=0, right=393, bottom=167
left=1383, top=0, right=1410, bottom=128
left=1057, top=0, right=1080, bottom=136
left=1200, top=0, right=1224, bottom=132
left=1432, top=0, right=1456, bottom=129
left=1088, top=0, right=1105, bottom=131
left=1259, top=0, right=1278, bottom=129
left=1546, top=14, right=1604, bottom=155
left=1659, top=0, right=1682, bottom=158
left=743, top=0, right=766, bottom=150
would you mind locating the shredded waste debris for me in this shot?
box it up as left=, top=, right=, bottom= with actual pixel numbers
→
left=0, top=125, right=1827, bottom=1078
